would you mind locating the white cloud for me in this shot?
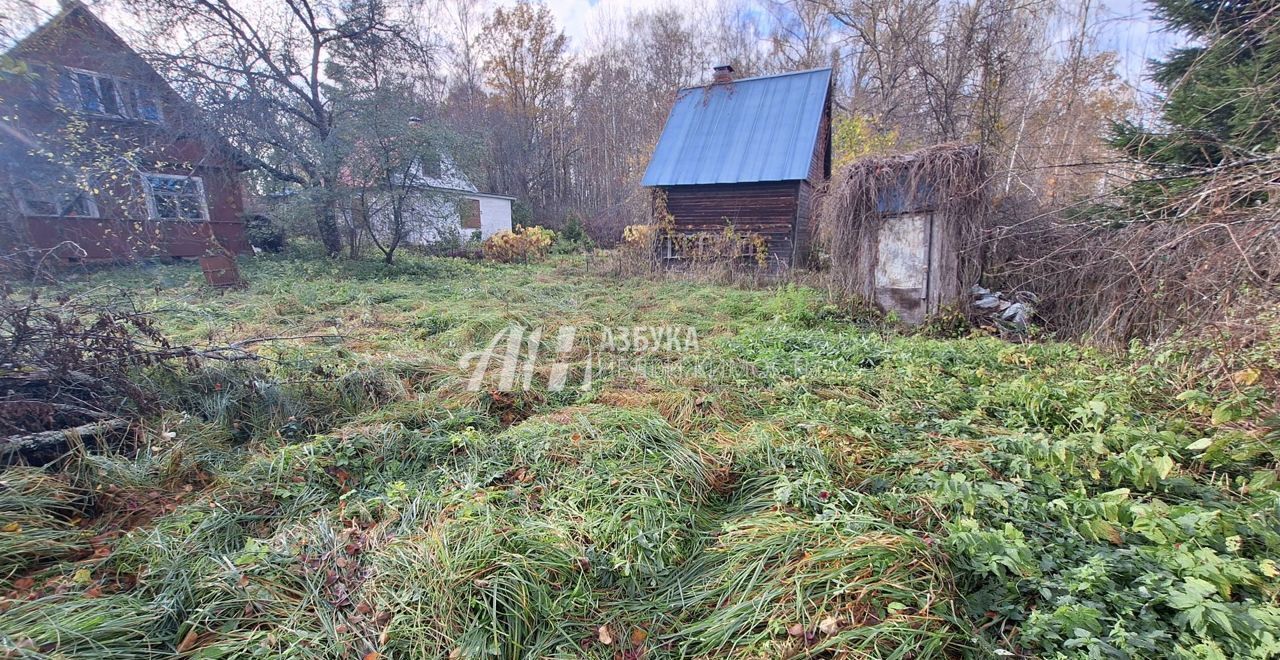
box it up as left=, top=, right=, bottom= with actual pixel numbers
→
left=541, top=0, right=720, bottom=51
left=534, top=0, right=1184, bottom=90
left=1094, top=0, right=1190, bottom=90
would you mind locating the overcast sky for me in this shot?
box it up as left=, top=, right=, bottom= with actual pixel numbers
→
left=11, top=0, right=1185, bottom=95
left=540, top=0, right=1184, bottom=93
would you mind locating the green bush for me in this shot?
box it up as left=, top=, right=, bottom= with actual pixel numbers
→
left=243, top=214, right=286, bottom=253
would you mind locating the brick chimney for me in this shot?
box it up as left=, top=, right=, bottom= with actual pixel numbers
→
left=712, top=64, right=735, bottom=84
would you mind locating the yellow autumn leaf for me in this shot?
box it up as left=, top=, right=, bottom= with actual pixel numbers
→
left=1231, top=368, right=1261, bottom=386
left=2, top=522, right=21, bottom=533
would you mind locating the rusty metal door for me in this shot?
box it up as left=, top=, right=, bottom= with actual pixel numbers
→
left=874, top=214, right=933, bottom=324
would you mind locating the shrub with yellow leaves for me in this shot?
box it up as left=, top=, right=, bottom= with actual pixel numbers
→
left=482, top=225, right=556, bottom=263
left=622, top=225, right=657, bottom=245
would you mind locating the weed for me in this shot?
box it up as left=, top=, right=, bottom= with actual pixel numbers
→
left=3, top=253, right=1277, bottom=659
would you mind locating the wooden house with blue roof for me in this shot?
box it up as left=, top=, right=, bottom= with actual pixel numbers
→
left=642, top=65, right=833, bottom=267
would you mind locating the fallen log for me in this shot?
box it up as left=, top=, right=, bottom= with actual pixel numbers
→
left=0, top=418, right=129, bottom=462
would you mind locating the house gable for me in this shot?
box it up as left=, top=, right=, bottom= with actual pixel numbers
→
left=0, top=2, right=252, bottom=260
left=641, top=68, right=832, bottom=187
left=4, top=1, right=247, bottom=171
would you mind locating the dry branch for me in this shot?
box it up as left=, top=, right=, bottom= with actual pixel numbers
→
left=988, top=157, right=1280, bottom=341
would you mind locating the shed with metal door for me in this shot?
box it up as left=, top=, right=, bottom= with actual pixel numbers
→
left=819, top=144, right=990, bottom=324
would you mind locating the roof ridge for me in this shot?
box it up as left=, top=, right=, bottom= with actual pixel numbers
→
left=678, top=66, right=832, bottom=92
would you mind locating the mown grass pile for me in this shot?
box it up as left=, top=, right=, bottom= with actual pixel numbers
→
left=1, top=252, right=1277, bottom=658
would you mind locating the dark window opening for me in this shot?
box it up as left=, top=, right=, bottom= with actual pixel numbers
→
left=56, top=68, right=161, bottom=122
left=460, top=198, right=481, bottom=229
left=144, top=173, right=207, bottom=221
left=14, top=179, right=99, bottom=218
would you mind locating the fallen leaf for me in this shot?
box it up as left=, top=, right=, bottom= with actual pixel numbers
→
left=362, top=652, right=380, bottom=660
left=818, top=616, right=840, bottom=635
left=72, top=568, right=92, bottom=585
left=176, top=629, right=200, bottom=654
left=786, top=623, right=805, bottom=637
left=630, top=628, right=648, bottom=646
left=597, top=625, right=613, bottom=645
left=448, top=649, right=462, bottom=660
left=2, top=522, right=20, bottom=533
left=1231, top=368, right=1261, bottom=386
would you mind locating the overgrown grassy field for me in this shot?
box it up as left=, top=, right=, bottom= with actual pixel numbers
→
left=3, top=254, right=1278, bottom=658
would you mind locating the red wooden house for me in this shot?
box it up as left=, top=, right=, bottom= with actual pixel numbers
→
left=0, top=1, right=250, bottom=262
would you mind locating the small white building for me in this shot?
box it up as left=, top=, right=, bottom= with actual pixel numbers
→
left=361, top=155, right=515, bottom=248
left=413, top=160, right=514, bottom=242
left=446, top=190, right=517, bottom=241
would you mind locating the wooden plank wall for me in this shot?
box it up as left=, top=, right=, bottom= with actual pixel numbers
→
left=795, top=96, right=831, bottom=266
left=796, top=182, right=813, bottom=265
left=660, top=182, right=800, bottom=265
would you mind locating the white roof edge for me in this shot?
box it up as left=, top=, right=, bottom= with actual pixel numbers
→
left=425, top=185, right=516, bottom=201
left=465, top=191, right=517, bottom=201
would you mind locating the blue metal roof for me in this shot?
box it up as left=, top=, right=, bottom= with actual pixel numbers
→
left=641, top=68, right=831, bottom=187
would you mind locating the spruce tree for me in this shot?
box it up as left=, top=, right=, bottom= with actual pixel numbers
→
left=1111, top=1, right=1279, bottom=180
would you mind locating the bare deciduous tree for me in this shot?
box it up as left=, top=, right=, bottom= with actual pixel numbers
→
left=125, top=0, right=430, bottom=256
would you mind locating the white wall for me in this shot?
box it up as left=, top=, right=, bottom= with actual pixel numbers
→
left=377, top=191, right=512, bottom=246
left=477, top=196, right=512, bottom=239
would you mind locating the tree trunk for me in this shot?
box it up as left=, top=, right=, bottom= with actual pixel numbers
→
left=348, top=195, right=366, bottom=259
left=314, top=177, right=343, bottom=257
left=318, top=199, right=343, bottom=257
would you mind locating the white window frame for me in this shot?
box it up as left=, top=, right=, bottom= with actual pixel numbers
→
left=141, top=173, right=210, bottom=222
left=59, top=67, right=163, bottom=123
left=12, top=175, right=100, bottom=218
left=124, top=80, right=164, bottom=123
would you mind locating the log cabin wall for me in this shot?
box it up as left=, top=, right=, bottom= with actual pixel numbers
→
left=795, top=97, right=832, bottom=266
left=641, top=67, right=833, bottom=269
left=659, top=182, right=801, bottom=265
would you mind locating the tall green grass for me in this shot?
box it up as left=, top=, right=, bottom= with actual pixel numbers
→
left=4, top=254, right=1276, bottom=658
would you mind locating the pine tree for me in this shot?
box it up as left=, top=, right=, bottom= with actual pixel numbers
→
left=1111, top=1, right=1279, bottom=176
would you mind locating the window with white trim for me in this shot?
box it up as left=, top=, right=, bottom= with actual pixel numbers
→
left=13, top=180, right=99, bottom=218
left=57, top=68, right=163, bottom=122
left=142, top=173, right=208, bottom=221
